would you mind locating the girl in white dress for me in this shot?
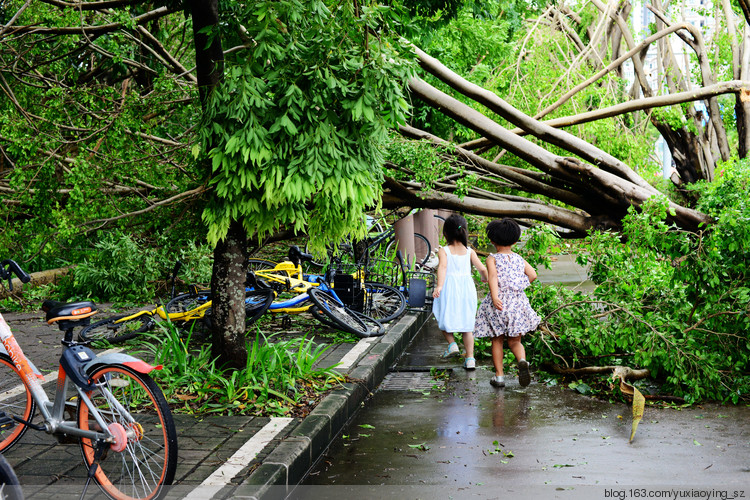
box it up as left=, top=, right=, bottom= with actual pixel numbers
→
left=432, top=214, right=488, bottom=369
left=474, top=218, right=540, bottom=387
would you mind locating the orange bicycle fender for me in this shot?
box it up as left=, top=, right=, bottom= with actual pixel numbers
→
left=83, top=353, right=160, bottom=375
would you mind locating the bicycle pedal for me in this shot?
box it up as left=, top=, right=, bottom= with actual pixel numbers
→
left=0, top=411, right=15, bottom=430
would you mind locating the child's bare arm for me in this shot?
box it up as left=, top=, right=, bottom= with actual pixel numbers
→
left=523, top=259, right=537, bottom=283
left=433, top=247, right=448, bottom=298
left=470, top=249, right=488, bottom=283
left=486, top=255, right=503, bottom=310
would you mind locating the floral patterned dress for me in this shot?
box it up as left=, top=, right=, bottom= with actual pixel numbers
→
left=474, top=252, right=540, bottom=338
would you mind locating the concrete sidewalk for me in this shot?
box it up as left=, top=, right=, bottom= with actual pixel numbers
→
left=1, top=308, right=429, bottom=499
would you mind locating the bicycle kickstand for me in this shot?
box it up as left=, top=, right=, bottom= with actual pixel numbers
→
left=80, top=439, right=108, bottom=500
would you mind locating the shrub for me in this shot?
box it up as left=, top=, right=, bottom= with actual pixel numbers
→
left=527, top=161, right=750, bottom=403
left=72, top=231, right=161, bottom=303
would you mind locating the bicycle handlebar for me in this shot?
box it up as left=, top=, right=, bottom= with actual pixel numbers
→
left=0, top=259, right=32, bottom=291
left=287, top=245, right=313, bottom=265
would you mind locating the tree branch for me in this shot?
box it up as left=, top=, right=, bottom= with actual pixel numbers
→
left=2, top=7, right=176, bottom=35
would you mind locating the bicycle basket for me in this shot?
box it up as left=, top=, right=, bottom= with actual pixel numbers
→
left=364, top=258, right=401, bottom=288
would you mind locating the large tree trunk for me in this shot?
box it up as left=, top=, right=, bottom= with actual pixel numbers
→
left=209, top=219, right=249, bottom=368
left=190, top=0, right=248, bottom=367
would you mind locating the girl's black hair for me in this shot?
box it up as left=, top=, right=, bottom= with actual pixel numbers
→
left=486, top=218, right=521, bottom=246
left=442, top=214, right=469, bottom=247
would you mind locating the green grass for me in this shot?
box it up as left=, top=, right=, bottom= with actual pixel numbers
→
left=141, top=321, right=344, bottom=416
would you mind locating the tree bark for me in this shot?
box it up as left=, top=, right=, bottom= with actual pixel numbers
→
left=209, top=219, right=248, bottom=369
left=190, top=0, right=248, bottom=367
left=0, top=267, right=74, bottom=299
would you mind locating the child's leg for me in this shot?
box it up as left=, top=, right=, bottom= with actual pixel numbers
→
left=442, top=331, right=456, bottom=345
left=508, top=336, right=531, bottom=387
left=491, top=336, right=505, bottom=376
left=462, top=331, right=474, bottom=359
left=507, top=336, right=526, bottom=361
left=441, top=331, right=460, bottom=357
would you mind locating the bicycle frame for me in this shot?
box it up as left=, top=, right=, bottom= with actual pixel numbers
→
left=0, top=312, right=154, bottom=445
left=251, top=261, right=348, bottom=314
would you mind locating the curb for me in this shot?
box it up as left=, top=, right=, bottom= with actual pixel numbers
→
left=235, top=310, right=430, bottom=499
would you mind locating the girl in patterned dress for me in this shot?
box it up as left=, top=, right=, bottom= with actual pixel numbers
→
left=474, top=218, right=540, bottom=387
left=432, top=214, right=488, bottom=369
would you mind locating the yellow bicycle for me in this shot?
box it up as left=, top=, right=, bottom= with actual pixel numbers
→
left=78, top=262, right=274, bottom=344
left=247, top=246, right=406, bottom=325
left=245, top=246, right=386, bottom=336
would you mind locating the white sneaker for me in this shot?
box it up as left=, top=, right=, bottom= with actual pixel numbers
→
left=490, top=375, right=505, bottom=387
left=442, top=342, right=460, bottom=358
left=463, top=357, right=476, bottom=370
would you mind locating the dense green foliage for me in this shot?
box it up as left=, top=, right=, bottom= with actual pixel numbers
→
left=198, top=0, right=416, bottom=250
left=2, top=0, right=747, bottom=408
left=68, top=233, right=213, bottom=303
left=526, top=160, right=750, bottom=403
left=0, top=3, right=203, bottom=272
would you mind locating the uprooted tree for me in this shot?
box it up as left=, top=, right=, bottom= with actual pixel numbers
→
left=381, top=0, right=750, bottom=236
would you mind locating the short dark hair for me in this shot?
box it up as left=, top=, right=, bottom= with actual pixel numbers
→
left=443, top=214, right=468, bottom=247
left=487, top=218, right=521, bottom=246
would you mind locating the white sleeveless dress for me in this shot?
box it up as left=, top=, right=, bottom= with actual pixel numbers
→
left=432, top=247, right=478, bottom=332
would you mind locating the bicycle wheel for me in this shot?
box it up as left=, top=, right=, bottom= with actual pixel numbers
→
left=244, top=289, right=275, bottom=326
left=0, top=454, right=22, bottom=500
left=247, top=259, right=278, bottom=272
left=364, top=282, right=407, bottom=323
left=353, top=311, right=384, bottom=336
left=309, top=306, right=338, bottom=330
left=312, top=306, right=384, bottom=337
left=308, top=288, right=369, bottom=337
left=165, top=291, right=211, bottom=314
left=78, top=364, right=177, bottom=500
left=384, top=232, right=431, bottom=268
left=79, top=312, right=155, bottom=344
left=0, top=354, right=35, bottom=453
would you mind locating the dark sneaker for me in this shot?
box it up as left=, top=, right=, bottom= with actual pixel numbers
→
left=518, top=359, right=531, bottom=387
left=490, top=375, right=505, bottom=387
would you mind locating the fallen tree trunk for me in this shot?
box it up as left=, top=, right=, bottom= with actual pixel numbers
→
left=0, top=267, right=74, bottom=299
left=547, top=363, right=650, bottom=380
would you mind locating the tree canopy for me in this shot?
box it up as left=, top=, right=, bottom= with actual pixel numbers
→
left=3, top=0, right=747, bottom=256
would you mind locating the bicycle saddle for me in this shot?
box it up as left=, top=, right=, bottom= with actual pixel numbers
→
left=42, top=300, right=98, bottom=324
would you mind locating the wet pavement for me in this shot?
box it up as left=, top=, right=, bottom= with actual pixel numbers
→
left=0, top=305, right=429, bottom=499
left=301, top=257, right=750, bottom=498
left=302, top=317, right=750, bottom=497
